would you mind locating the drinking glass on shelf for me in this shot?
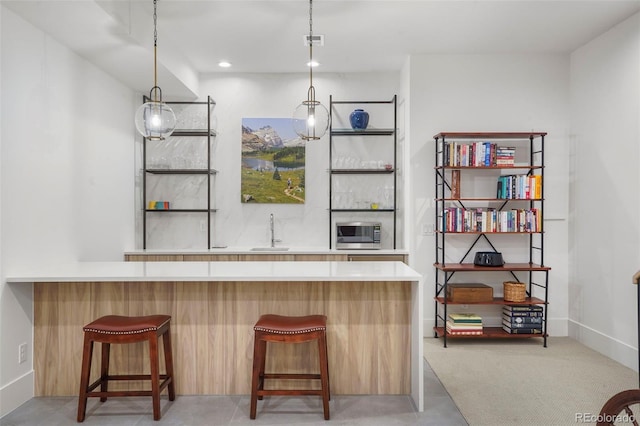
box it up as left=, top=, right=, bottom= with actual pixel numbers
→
left=383, top=185, right=393, bottom=209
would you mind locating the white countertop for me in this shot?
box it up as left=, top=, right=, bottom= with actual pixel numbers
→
left=6, top=261, right=421, bottom=283
left=124, top=248, right=409, bottom=255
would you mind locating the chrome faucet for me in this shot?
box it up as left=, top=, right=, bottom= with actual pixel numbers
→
left=270, top=213, right=282, bottom=247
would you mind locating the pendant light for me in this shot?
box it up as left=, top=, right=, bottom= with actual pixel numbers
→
left=134, top=0, right=176, bottom=140
left=292, top=0, right=330, bottom=141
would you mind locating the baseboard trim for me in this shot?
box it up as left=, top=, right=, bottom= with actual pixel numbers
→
left=0, top=370, right=33, bottom=419
left=569, top=320, right=638, bottom=373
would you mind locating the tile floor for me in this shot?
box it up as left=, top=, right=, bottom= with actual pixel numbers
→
left=1, top=360, right=467, bottom=426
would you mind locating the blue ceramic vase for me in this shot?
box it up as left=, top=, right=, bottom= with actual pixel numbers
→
left=349, top=109, right=369, bottom=130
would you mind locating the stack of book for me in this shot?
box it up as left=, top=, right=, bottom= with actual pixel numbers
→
left=502, top=305, right=543, bottom=334
left=446, top=313, right=483, bottom=335
left=495, top=146, right=515, bottom=166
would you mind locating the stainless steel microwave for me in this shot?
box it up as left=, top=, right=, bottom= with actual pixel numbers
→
left=336, top=222, right=381, bottom=249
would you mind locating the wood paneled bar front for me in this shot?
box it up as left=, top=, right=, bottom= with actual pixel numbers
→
left=7, top=261, right=424, bottom=411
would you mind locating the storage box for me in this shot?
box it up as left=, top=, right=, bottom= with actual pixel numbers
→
left=446, top=283, right=494, bottom=303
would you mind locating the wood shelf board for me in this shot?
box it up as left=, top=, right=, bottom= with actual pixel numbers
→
left=433, top=132, right=547, bottom=139
left=436, top=165, right=543, bottom=170
left=436, top=231, right=544, bottom=234
left=434, top=327, right=546, bottom=339
left=434, top=263, right=551, bottom=271
left=436, top=198, right=542, bottom=202
left=435, top=296, right=545, bottom=305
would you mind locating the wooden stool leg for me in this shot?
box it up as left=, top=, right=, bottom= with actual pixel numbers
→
left=99, top=342, right=110, bottom=402
left=162, top=328, right=176, bottom=401
left=323, top=333, right=330, bottom=401
left=77, top=335, right=94, bottom=422
left=257, top=339, right=267, bottom=400
left=318, top=332, right=330, bottom=420
left=149, top=335, right=161, bottom=421
left=250, top=333, right=266, bottom=419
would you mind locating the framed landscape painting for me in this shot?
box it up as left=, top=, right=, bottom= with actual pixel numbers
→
left=241, top=117, right=305, bottom=204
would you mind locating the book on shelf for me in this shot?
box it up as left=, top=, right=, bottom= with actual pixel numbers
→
left=446, top=321, right=483, bottom=335
left=502, top=314, right=543, bottom=325
left=444, top=141, right=507, bottom=167
left=448, top=313, right=482, bottom=324
left=443, top=207, right=540, bottom=232
left=496, top=174, right=542, bottom=200
left=503, top=305, right=543, bottom=312
left=502, top=325, right=543, bottom=334
left=446, top=320, right=483, bottom=330
left=502, top=309, right=543, bottom=317
left=502, top=319, right=542, bottom=329
left=451, top=170, right=460, bottom=198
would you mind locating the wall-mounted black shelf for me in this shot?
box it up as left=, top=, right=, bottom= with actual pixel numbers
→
left=142, top=96, right=217, bottom=249
left=328, top=95, right=398, bottom=249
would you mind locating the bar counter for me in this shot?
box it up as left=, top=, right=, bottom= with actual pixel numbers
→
left=7, top=261, right=424, bottom=410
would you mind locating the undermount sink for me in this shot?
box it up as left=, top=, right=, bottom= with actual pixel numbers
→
left=250, top=247, right=290, bottom=252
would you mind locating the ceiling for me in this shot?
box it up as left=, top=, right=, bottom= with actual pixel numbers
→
left=4, top=0, right=640, bottom=97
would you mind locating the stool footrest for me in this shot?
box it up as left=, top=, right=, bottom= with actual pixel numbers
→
left=88, top=390, right=156, bottom=398
left=104, top=374, right=171, bottom=381
left=257, top=389, right=324, bottom=397
left=262, top=373, right=321, bottom=380
left=86, top=376, right=173, bottom=395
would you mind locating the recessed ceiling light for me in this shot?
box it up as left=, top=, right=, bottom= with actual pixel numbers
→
left=218, top=61, right=232, bottom=68
left=307, top=61, right=319, bottom=67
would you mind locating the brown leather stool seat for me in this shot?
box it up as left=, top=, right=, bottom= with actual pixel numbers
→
left=250, top=314, right=330, bottom=420
left=77, top=315, right=175, bottom=422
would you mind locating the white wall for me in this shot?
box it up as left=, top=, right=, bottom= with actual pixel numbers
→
left=569, top=12, right=640, bottom=370
left=0, top=7, right=136, bottom=416
left=156, top=72, right=402, bottom=250
left=405, top=54, right=571, bottom=336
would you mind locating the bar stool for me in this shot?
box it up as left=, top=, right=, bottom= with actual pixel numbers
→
left=77, top=315, right=175, bottom=422
left=250, top=314, right=330, bottom=420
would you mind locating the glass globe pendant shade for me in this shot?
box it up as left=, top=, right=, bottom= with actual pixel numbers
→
left=135, top=99, right=177, bottom=140
left=293, top=100, right=330, bottom=141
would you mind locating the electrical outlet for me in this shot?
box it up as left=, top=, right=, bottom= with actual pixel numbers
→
left=18, top=343, right=27, bottom=364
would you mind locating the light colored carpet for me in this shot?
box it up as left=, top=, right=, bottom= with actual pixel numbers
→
left=424, top=336, right=639, bottom=426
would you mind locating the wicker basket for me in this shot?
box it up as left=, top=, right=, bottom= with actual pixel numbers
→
left=503, top=281, right=526, bottom=302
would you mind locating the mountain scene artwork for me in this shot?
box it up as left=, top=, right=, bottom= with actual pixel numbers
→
left=241, top=117, right=305, bottom=204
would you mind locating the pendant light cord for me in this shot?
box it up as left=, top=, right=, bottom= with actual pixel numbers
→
left=308, top=0, right=315, bottom=103
left=153, top=0, right=158, bottom=102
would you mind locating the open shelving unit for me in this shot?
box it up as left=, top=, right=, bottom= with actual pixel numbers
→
left=142, top=96, right=217, bottom=249
left=328, top=96, right=398, bottom=248
left=433, top=132, right=551, bottom=347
